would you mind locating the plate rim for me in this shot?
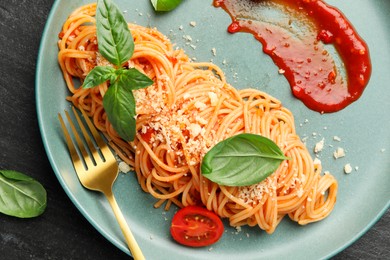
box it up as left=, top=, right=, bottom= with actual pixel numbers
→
left=35, top=0, right=390, bottom=259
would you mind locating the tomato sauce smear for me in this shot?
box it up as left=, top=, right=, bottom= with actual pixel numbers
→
left=214, top=0, right=372, bottom=113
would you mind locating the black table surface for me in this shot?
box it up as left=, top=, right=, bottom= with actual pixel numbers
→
left=1, top=1, right=389, bottom=259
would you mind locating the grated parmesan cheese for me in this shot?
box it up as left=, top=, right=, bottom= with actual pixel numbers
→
left=314, top=138, right=325, bottom=153
left=189, top=123, right=202, bottom=137
left=344, top=163, right=352, bottom=174
left=118, top=162, right=132, bottom=173
left=208, top=92, right=218, bottom=106
left=313, top=157, right=322, bottom=165
left=194, top=101, right=207, bottom=110
left=333, top=136, right=341, bottom=142
left=333, top=147, right=345, bottom=159
left=211, top=47, right=217, bottom=56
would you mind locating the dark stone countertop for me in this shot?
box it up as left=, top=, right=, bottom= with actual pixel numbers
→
left=0, top=1, right=388, bottom=259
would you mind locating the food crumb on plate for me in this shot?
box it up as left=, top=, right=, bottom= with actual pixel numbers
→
left=344, top=163, right=353, bottom=174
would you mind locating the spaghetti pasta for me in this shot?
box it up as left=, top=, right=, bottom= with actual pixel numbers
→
left=58, top=3, right=337, bottom=234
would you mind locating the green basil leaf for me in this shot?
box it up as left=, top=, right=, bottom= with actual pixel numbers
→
left=151, top=0, right=183, bottom=12
left=117, top=68, right=154, bottom=90
left=82, top=66, right=117, bottom=89
left=201, top=134, right=288, bottom=186
left=96, top=0, right=134, bottom=66
left=103, top=82, right=136, bottom=141
left=0, top=170, right=47, bottom=218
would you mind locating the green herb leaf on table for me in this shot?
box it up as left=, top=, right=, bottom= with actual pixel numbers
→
left=0, top=170, right=47, bottom=218
left=96, top=0, right=134, bottom=66
left=103, top=83, right=137, bottom=141
left=151, top=0, right=183, bottom=12
left=201, top=134, right=288, bottom=187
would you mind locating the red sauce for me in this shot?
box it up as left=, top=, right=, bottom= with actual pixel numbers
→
left=214, top=0, right=371, bottom=113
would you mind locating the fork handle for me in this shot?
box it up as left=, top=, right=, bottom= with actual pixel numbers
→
left=104, top=190, right=146, bottom=260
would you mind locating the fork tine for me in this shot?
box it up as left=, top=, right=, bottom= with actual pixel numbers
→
left=63, top=109, right=95, bottom=170
left=58, top=112, right=87, bottom=173
left=78, top=106, right=115, bottom=162
left=72, top=106, right=103, bottom=165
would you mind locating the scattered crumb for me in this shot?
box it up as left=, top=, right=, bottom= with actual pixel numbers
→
left=234, top=226, right=242, bottom=234
left=118, top=161, right=132, bottom=173
left=333, top=136, right=341, bottom=142
left=278, top=68, right=285, bottom=74
left=183, top=34, right=192, bottom=42
left=333, top=147, right=345, bottom=159
left=314, top=138, right=325, bottom=153
left=344, top=163, right=352, bottom=174
left=211, top=47, right=217, bottom=56
left=189, top=21, right=197, bottom=27
left=313, top=157, right=322, bottom=165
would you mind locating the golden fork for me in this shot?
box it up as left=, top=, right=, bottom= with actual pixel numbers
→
left=58, top=106, right=145, bottom=260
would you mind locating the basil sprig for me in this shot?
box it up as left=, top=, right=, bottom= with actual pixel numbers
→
left=0, top=170, right=47, bottom=218
left=82, top=0, right=153, bottom=141
left=201, top=134, right=288, bottom=186
left=151, top=0, right=183, bottom=12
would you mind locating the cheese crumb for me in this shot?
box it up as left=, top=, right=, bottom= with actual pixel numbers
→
left=333, top=136, right=341, bottom=142
left=235, top=226, right=242, bottom=233
left=118, top=162, right=132, bottom=173
left=190, top=21, right=197, bottom=27
left=189, top=123, right=202, bottom=137
left=183, top=35, right=192, bottom=42
left=333, top=147, right=345, bottom=159
left=208, top=92, right=218, bottom=106
left=344, top=163, right=352, bottom=174
left=211, top=47, right=217, bottom=56
left=313, top=157, right=322, bottom=165
left=314, top=138, right=325, bottom=153
left=194, top=101, right=207, bottom=110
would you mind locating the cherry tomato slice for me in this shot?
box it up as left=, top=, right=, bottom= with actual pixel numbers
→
left=170, top=206, right=224, bottom=247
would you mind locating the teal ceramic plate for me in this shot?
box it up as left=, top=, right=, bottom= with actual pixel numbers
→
left=36, top=0, right=390, bottom=259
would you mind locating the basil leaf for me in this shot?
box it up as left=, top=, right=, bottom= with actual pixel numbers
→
left=201, top=134, right=288, bottom=186
left=0, top=170, right=47, bottom=218
left=103, top=82, right=136, bottom=141
left=82, top=66, right=117, bottom=89
left=117, top=68, right=154, bottom=90
left=151, top=0, right=183, bottom=12
left=96, top=0, right=134, bottom=66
